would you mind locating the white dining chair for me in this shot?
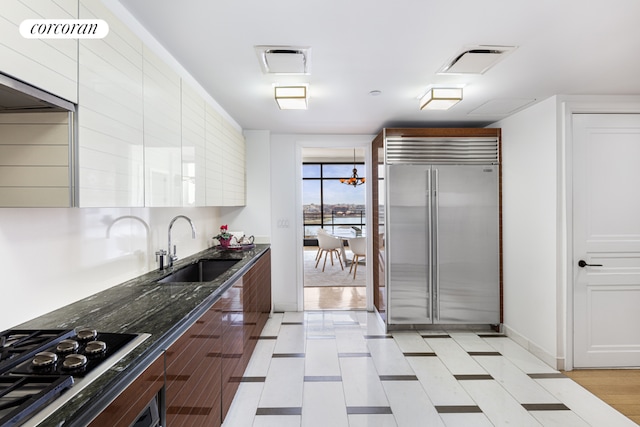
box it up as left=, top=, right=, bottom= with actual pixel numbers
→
left=315, top=231, right=344, bottom=271
left=346, top=236, right=366, bottom=279
left=315, top=228, right=329, bottom=261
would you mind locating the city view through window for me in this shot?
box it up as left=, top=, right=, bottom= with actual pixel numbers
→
left=303, top=162, right=365, bottom=241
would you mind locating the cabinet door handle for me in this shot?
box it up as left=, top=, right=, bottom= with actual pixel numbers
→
left=578, top=260, right=603, bottom=268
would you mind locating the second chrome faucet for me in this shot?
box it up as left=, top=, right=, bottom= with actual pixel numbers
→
left=165, top=215, right=197, bottom=270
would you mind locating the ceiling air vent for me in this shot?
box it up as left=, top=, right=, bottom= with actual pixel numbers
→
left=438, top=45, right=517, bottom=75
left=255, top=45, right=311, bottom=75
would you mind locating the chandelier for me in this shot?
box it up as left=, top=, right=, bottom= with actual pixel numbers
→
left=340, top=149, right=365, bottom=187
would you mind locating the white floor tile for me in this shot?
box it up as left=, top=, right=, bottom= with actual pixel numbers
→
left=282, top=311, right=305, bottom=323
left=483, top=337, right=558, bottom=374
left=340, top=357, right=390, bottom=407
left=302, top=382, right=348, bottom=427
left=273, top=324, right=306, bottom=354
left=243, top=339, right=275, bottom=377
left=260, top=313, right=283, bottom=336
left=449, top=332, right=498, bottom=352
left=535, top=378, right=638, bottom=427
left=439, top=413, right=494, bottom=427
left=362, top=312, right=387, bottom=334
left=348, top=414, right=398, bottom=427
left=407, top=356, right=476, bottom=406
left=253, top=415, right=302, bottom=427
left=426, top=338, right=487, bottom=375
left=259, top=358, right=305, bottom=407
left=222, top=382, right=263, bottom=427
left=335, top=329, right=369, bottom=354
left=224, top=312, right=634, bottom=427
left=367, top=338, right=415, bottom=376
left=382, top=380, right=445, bottom=427
left=528, top=410, right=592, bottom=427
left=391, top=331, right=434, bottom=353
left=461, top=380, right=543, bottom=427
left=474, top=355, right=561, bottom=404
left=305, top=338, right=341, bottom=377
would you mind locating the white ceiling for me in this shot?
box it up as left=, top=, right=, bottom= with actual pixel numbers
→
left=116, top=0, right=640, bottom=136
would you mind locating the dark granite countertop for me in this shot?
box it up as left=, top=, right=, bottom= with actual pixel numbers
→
left=15, top=244, right=270, bottom=427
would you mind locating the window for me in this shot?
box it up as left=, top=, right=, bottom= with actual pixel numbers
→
left=303, top=161, right=365, bottom=242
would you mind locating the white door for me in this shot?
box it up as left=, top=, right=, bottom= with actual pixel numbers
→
left=573, top=113, right=640, bottom=368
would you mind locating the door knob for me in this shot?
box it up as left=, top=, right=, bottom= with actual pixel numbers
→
left=578, top=260, right=603, bottom=268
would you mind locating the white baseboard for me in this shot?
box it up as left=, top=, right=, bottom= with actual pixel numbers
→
left=503, top=324, right=565, bottom=371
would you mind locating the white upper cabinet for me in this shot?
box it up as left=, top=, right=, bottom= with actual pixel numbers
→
left=221, top=121, right=246, bottom=206
left=77, top=0, right=144, bottom=207
left=0, top=0, right=78, bottom=103
left=204, top=104, right=224, bottom=206
left=143, top=46, right=182, bottom=207
left=181, top=82, right=207, bottom=207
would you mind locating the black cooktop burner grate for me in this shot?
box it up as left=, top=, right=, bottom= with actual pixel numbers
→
left=0, top=375, right=73, bottom=427
left=0, top=330, right=75, bottom=374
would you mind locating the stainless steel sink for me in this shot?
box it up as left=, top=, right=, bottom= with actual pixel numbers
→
left=158, top=259, right=240, bottom=283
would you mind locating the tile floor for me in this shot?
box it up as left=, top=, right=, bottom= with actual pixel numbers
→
left=223, top=311, right=638, bottom=427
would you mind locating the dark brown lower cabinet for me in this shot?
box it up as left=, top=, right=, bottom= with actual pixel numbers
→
left=89, top=249, right=271, bottom=427
left=88, top=354, right=164, bottom=427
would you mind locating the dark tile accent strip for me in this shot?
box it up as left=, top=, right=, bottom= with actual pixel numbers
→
left=468, top=351, right=502, bottom=356
left=281, top=322, right=305, bottom=325
left=256, top=407, right=303, bottom=416
left=346, top=406, right=393, bottom=415
left=364, top=334, right=393, bottom=339
left=522, top=403, right=570, bottom=411
left=403, top=352, right=437, bottom=357
left=272, top=353, right=305, bottom=358
left=258, top=336, right=278, bottom=340
left=528, top=373, right=567, bottom=379
left=454, top=374, right=494, bottom=380
left=436, top=405, right=483, bottom=414
left=421, top=334, right=451, bottom=339
left=304, top=375, right=342, bottom=382
left=338, top=352, right=371, bottom=358
left=379, top=375, right=418, bottom=381
left=477, top=333, right=506, bottom=337
left=230, top=376, right=266, bottom=383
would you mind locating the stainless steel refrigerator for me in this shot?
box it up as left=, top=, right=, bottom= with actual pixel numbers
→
left=385, top=141, right=500, bottom=326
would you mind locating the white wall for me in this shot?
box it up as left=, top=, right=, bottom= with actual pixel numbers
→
left=268, top=133, right=374, bottom=312
left=497, top=96, right=562, bottom=368
left=0, top=206, right=220, bottom=330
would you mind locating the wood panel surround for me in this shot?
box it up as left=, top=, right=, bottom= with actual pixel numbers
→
left=89, top=250, right=271, bottom=427
left=371, top=128, right=503, bottom=325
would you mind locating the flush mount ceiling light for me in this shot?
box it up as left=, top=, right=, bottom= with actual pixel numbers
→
left=419, top=87, right=463, bottom=110
left=274, top=85, right=308, bottom=110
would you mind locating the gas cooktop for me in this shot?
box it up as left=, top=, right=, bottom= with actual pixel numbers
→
left=0, top=328, right=149, bottom=427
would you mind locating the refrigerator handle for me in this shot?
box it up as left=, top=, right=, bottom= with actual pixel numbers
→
left=433, top=168, right=439, bottom=322
left=427, top=169, right=432, bottom=320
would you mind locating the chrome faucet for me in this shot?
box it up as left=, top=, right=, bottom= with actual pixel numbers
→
left=167, top=215, right=196, bottom=269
